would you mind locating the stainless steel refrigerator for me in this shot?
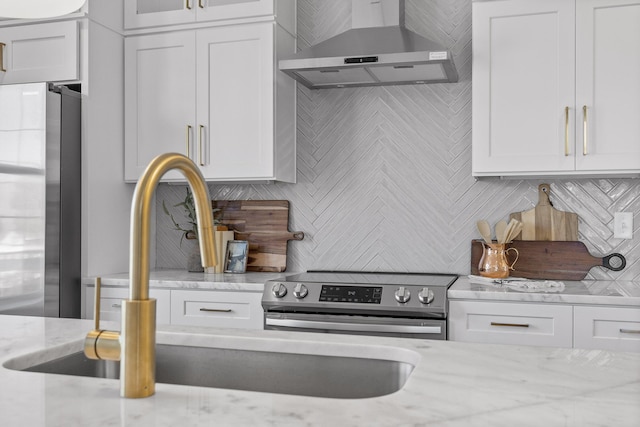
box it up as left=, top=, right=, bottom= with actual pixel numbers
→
left=0, top=82, right=81, bottom=317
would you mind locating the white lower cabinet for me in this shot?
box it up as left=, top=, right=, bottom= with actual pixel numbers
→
left=449, top=301, right=573, bottom=348
left=83, top=285, right=263, bottom=330
left=450, top=300, right=640, bottom=352
left=170, top=290, right=263, bottom=329
left=574, top=306, right=640, bottom=353
left=84, top=286, right=172, bottom=325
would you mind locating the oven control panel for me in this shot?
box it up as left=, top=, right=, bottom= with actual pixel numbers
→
left=319, top=285, right=382, bottom=303
left=269, top=282, right=442, bottom=305
left=265, top=281, right=451, bottom=318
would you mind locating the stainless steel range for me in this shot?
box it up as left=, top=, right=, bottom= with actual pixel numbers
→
left=262, top=271, right=458, bottom=340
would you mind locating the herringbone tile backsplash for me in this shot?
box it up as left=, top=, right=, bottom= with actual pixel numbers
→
left=156, top=0, right=639, bottom=281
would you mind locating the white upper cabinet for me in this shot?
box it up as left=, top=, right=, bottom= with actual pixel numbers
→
left=124, top=32, right=196, bottom=181
left=473, top=0, right=575, bottom=175
left=575, top=0, right=640, bottom=172
left=0, top=21, right=79, bottom=85
left=124, top=21, right=296, bottom=183
left=196, top=24, right=275, bottom=180
left=124, top=1, right=296, bottom=183
left=472, top=0, right=640, bottom=177
left=125, top=0, right=278, bottom=29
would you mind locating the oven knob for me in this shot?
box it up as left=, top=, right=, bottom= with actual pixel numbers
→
left=418, top=287, right=435, bottom=304
left=394, top=287, right=411, bottom=303
left=293, top=283, right=308, bottom=299
left=271, top=283, right=287, bottom=298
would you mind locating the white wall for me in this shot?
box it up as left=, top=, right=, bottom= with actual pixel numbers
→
left=82, top=7, right=134, bottom=277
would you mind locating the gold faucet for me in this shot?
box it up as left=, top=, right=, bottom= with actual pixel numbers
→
left=84, top=153, right=217, bottom=398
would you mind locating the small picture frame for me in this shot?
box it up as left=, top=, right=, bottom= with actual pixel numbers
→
left=224, top=240, right=249, bottom=273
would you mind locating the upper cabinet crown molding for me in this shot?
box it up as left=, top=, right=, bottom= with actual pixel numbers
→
left=472, top=0, right=640, bottom=178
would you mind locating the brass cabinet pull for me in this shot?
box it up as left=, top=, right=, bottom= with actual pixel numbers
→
left=583, top=105, right=588, bottom=155
left=490, top=321, right=530, bottom=328
left=564, top=106, right=570, bottom=156
left=0, top=42, right=6, bottom=72
left=620, top=328, right=640, bottom=334
left=186, top=125, right=192, bottom=157
left=186, top=0, right=192, bottom=10
left=199, top=308, right=232, bottom=313
left=198, top=124, right=205, bottom=166
left=199, top=0, right=205, bottom=8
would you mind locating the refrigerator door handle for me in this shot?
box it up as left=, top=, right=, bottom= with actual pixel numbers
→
left=0, top=42, right=5, bottom=72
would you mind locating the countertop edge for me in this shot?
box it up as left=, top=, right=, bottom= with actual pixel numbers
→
left=81, top=269, right=290, bottom=292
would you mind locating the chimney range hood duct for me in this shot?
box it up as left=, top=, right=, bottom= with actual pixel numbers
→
left=279, top=0, right=458, bottom=90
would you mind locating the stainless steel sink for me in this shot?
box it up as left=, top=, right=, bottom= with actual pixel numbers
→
left=14, top=343, right=415, bottom=399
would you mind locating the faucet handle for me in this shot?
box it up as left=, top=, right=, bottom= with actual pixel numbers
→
left=93, top=276, right=101, bottom=330
left=85, top=276, right=121, bottom=361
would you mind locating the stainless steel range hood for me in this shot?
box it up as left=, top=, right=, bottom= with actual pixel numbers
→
left=279, top=0, right=458, bottom=89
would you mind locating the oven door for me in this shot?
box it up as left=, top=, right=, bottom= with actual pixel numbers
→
left=264, top=312, right=446, bottom=340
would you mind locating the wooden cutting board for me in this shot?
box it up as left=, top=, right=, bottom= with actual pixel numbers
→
left=470, top=240, right=626, bottom=280
left=211, top=200, right=304, bottom=272
left=509, top=184, right=579, bottom=241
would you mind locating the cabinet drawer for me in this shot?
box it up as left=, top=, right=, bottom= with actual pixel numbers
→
left=0, top=21, right=78, bottom=84
left=170, top=290, right=263, bottom=329
left=84, top=286, right=171, bottom=325
left=574, top=306, right=640, bottom=353
left=449, top=301, right=573, bottom=348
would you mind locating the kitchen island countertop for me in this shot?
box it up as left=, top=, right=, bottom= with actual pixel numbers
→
left=0, top=315, right=639, bottom=426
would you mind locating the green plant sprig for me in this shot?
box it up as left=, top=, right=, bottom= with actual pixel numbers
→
left=163, top=187, right=221, bottom=246
left=162, top=187, right=198, bottom=245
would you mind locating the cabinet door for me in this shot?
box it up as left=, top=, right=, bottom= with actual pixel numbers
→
left=196, top=0, right=275, bottom=23
left=449, top=300, right=573, bottom=347
left=170, top=289, right=263, bottom=329
left=124, top=0, right=195, bottom=29
left=472, top=0, right=575, bottom=175
left=125, top=0, right=276, bottom=29
left=575, top=0, right=640, bottom=172
left=124, top=32, right=196, bottom=182
left=574, top=305, right=640, bottom=353
left=0, top=21, right=78, bottom=85
left=196, top=23, right=274, bottom=180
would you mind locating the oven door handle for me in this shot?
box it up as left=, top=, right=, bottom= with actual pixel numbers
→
left=265, top=317, right=442, bottom=335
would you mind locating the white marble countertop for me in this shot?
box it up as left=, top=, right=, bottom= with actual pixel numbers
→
left=1, top=315, right=639, bottom=426
left=87, top=271, right=640, bottom=308
left=82, top=269, right=291, bottom=292
left=449, top=276, right=640, bottom=307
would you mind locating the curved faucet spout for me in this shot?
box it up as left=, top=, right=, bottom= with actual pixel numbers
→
left=84, top=153, right=217, bottom=398
left=130, top=153, right=217, bottom=300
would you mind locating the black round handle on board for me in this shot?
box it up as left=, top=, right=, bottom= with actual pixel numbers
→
left=602, top=253, right=626, bottom=271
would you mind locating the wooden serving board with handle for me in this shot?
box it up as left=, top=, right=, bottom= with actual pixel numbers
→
left=211, top=200, right=304, bottom=272
left=509, top=184, right=579, bottom=241
left=471, top=240, right=626, bottom=280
